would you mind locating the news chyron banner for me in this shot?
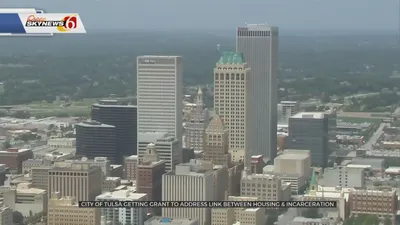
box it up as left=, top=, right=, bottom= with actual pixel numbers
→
left=0, top=8, right=86, bottom=36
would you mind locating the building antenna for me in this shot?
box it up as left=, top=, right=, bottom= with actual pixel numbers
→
left=398, top=0, right=400, bottom=46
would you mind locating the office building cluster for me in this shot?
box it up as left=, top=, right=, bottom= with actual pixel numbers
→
left=0, top=23, right=397, bottom=225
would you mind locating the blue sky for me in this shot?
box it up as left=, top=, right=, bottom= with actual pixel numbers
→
left=2, top=0, right=398, bottom=30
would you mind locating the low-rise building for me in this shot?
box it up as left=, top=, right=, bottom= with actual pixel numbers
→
left=96, top=190, right=147, bottom=225
left=145, top=217, right=199, bottom=225
left=238, top=208, right=264, bottom=225
left=0, top=183, right=47, bottom=217
left=31, top=166, right=53, bottom=191
left=124, top=155, right=138, bottom=180
left=0, top=148, right=33, bottom=173
left=47, top=192, right=100, bottom=225
left=211, top=208, right=234, bottom=225
left=348, top=189, right=397, bottom=225
left=22, top=159, right=52, bottom=175
left=102, top=177, right=121, bottom=192
left=322, top=164, right=365, bottom=188
left=289, top=217, right=340, bottom=225
left=241, top=169, right=287, bottom=201
left=47, top=138, right=76, bottom=148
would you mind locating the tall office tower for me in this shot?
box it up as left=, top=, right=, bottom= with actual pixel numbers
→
left=96, top=190, right=147, bottom=225
left=137, top=56, right=183, bottom=142
left=75, top=121, right=117, bottom=163
left=48, top=193, right=100, bottom=225
left=278, top=101, right=299, bottom=124
left=203, top=114, right=231, bottom=167
left=325, top=108, right=337, bottom=154
left=48, top=164, right=102, bottom=201
left=91, top=100, right=137, bottom=163
left=213, top=52, right=250, bottom=164
left=162, top=162, right=214, bottom=225
left=137, top=143, right=165, bottom=215
left=286, top=112, right=329, bottom=168
left=185, top=88, right=209, bottom=151
left=237, top=23, right=279, bottom=163
left=138, top=132, right=181, bottom=172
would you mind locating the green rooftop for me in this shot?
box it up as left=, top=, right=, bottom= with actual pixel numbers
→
left=218, top=52, right=245, bottom=64
left=310, top=171, right=317, bottom=186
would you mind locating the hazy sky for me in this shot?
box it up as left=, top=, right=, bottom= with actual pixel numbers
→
left=2, top=0, right=398, bottom=30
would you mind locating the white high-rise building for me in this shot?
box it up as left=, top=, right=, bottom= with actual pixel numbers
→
left=162, top=162, right=214, bottom=225
left=137, top=56, right=183, bottom=142
left=213, top=52, right=250, bottom=164
left=278, top=101, right=299, bottom=125
left=237, top=23, right=279, bottom=163
left=96, top=190, right=147, bottom=225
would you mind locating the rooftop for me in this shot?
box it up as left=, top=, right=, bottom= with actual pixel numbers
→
left=292, top=217, right=329, bottom=223
left=244, top=208, right=260, bottom=212
left=350, top=158, right=384, bottom=169
left=346, top=164, right=371, bottom=169
left=92, top=103, right=136, bottom=108
left=0, top=148, right=31, bottom=153
left=77, top=121, right=115, bottom=128
left=238, top=23, right=277, bottom=31
left=105, top=177, right=121, bottom=181
left=138, top=55, right=180, bottom=59
left=217, top=52, right=245, bottom=65
left=96, top=190, right=146, bottom=201
left=125, top=155, right=138, bottom=160
left=291, top=112, right=325, bottom=119
left=138, top=132, right=171, bottom=142
left=280, top=101, right=298, bottom=105
left=146, top=217, right=198, bottom=225
left=276, top=153, right=308, bottom=160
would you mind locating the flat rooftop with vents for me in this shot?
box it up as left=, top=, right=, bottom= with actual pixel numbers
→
left=145, top=217, right=199, bottom=225
left=291, top=112, right=325, bottom=119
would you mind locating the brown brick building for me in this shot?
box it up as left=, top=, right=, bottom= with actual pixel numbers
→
left=0, top=148, right=33, bottom=173
left=136, top=143, right=165, bottom=215
left=348, top=189, right=398, bottom=225
left=203, top=115, right=231, bottom=167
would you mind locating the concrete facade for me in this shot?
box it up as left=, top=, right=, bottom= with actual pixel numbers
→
left=237, top=24, right=279, bottom=163
left=137, top=56, right=183, bottom=143
left=47, top=192, right=100, bottom=225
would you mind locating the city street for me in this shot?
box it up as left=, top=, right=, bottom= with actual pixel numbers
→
left=361, top=123, right=388, bottom=150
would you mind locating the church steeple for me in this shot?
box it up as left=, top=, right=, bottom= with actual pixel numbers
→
left=309, top=170, right=318, bottom=195
left=196, top=87, right=204, bottom=110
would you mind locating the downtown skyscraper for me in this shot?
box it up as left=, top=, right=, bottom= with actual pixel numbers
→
left=236, top=23, right=279, bottom=163
left=137, top=56, right=183, bottom=142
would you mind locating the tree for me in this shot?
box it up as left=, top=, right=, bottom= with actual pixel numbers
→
left=364, top=215, right=380, bottom=225
left=12, top=211, right=23, bottom=224
left=265, top=209, right=279, bottom=225
left=301, top=208, right=321, bottom=218
left=3, top=141, right=11, bottom=149
left=344, top=217, right=354, bottom=225
left=383, top=217, right=392, bottom=225
left=13, top=110, right=30, bottom=119
left=19, top=133, right=31, bottom=143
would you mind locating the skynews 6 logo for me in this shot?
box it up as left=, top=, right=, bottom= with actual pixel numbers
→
left=25, top=15, right=78, bottom=32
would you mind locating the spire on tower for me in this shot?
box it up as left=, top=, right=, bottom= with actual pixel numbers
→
left=308, top=170, right=318, bottom=195
left=196, top=87, right=204, bottom=110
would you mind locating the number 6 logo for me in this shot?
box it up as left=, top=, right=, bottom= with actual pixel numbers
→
left=57, top=15, right=77, bottom=32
